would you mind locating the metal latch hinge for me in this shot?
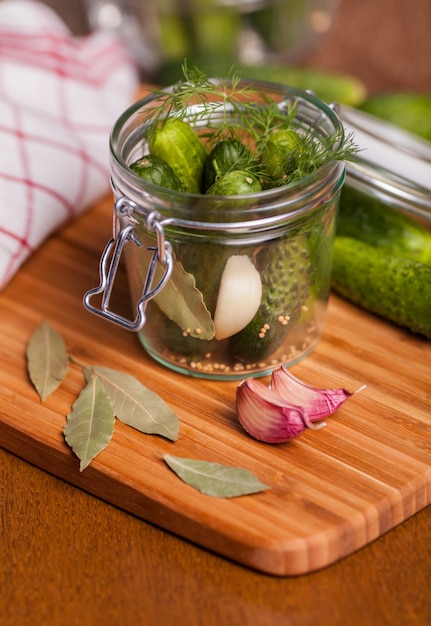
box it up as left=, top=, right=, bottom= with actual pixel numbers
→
left=83, top=198, right=173, bottom=331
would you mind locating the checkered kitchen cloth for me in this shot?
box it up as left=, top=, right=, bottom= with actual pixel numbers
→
left=0, top=0, right=139, bottom=290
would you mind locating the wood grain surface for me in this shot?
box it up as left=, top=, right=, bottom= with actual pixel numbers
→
left=1, top=192, right=430, bottom=577
left=1, top=0, right=431, bottom=624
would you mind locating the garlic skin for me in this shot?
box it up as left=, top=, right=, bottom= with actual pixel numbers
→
left=236, top=377, right=324, bottom=444
left=213, top=255, right=262, bottom=340
left=236, top=366, right=363, bottom=444
left=270, top=364, right=360, bottom=423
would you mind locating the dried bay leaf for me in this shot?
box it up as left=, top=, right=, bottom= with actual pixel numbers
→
left=154, top=260, right=215, bottom=340
left=64, top=374, right=115, bottom=471
left=89, top=366, right=180, bottom=441
left=164, top=455, right=270, bottom=498
left=27, top=321, right=69, bottom=401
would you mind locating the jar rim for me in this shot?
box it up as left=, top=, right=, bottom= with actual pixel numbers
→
left=340, top=105, right=431, bottom=221
left=111, top=160, right=345, bottom=234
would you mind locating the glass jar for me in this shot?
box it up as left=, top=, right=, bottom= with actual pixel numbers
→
left=83, top=0, right=339, bottom=79
left=84, top=81, right=345, bottom=379
left=339, top=105, right=431, bottom=221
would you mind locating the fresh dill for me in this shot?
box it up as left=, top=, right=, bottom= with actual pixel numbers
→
left=140, top=61, right=358, bottom=190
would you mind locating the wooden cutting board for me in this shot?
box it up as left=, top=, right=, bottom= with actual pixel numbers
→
left=1, top=195, right=430, bottom=576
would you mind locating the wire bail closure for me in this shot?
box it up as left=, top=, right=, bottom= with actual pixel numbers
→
left=83, top=197, right=173, bottom=331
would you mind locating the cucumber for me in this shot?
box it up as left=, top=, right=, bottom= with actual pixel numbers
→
left=130, top=154, right=182, bottom=190
left=337, top=186, right=431, bottom=265
left=261, top=129, right=300, bottom=184
left=331, top=237, right=431, bottom=339
left=359, top=93, right=431, bottom=142
left=229, top=234, right=312, bottom=363
left=157, top=13, right=189, bottom=60
left=158, top=10, right=241, bottom=62
left=203, top=139, right=256, bottom=191
left=206, top=170, right=261, bottom=195
left=190, top=10, right=241, bottom=59
left=148, top=118, right=207, bottom=193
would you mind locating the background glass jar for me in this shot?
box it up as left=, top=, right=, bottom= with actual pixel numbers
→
left=340, top=105, right=431, bottom=220
left=84, top=81, right=345, bottom=379
left=83, top=0, right=339, bottom=79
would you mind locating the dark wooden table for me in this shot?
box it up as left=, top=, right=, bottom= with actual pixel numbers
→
left=1, top=1, right=431, bottom=624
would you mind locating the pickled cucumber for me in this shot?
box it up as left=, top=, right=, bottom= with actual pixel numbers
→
left=359, top=93, right=431, bottom=141
left=206, top=170, right=261, bottom=196
left=229, top=235, right=312, bottom=363
left=331, top=237, right=431, bottom=339
left=203, top=139, right=256, bottom=191
left=148, top=118, right=207, bottom=193
left=261, top=129, right=300, bottom=184
left=130, top=154, right=182, bottom=190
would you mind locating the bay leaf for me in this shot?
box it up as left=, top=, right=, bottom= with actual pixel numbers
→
left=163, top=455, right=270, bottom=498
left=154, top=260, right=215, bottom=340
left=63, top=374, right=115, bottom=471
left=89, top=366, right=180, bottom=441
left=26, top=321, right=69, bottom=401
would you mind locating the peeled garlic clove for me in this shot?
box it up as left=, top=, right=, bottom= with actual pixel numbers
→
left=236, top=377, right=321, bottom=443
left=270, top=364, right=363, bottom=424
left=213, top=255, right=262, bottom=340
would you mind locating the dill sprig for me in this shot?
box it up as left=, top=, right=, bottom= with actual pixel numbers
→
left=271, top=129, right=359, bottom=187
left=141, top=62, right=358, bottom=187
left=143, top=61, right=297, bottom=145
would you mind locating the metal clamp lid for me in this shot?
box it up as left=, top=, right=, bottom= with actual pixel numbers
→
left=83, top=197, right=173, bottom=331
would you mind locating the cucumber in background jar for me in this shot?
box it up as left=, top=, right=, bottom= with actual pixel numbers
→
left=337, top=186, right=431, bottom=266
left=333, top=187, right=431, bottom=338
left=157, top=0, right=241, bottom=63
left=359, top=93, right=431, bottom=142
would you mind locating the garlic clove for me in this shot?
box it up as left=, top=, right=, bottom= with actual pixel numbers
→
left=235, top=366, right=364, bottom=444
left=270, top=364, right=363, bottom=425
left=213, top=255, right=262, bottom=340
left=235, top=377, right=320, bottom=443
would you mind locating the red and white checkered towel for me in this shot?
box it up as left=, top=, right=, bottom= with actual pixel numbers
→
left=0, top=0, right=139, bottom=290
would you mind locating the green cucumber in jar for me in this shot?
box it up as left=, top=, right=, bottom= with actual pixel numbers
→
left=229, top=234, right=313, bottom=363
left=331, top=237, right=431, bottom=338
left=130, top=154, right=182, bottom=190
left=148, top=117, right=207, bottom=193
left=206, top=170, right=261, bottom=195
left=261, top=128, right=300, bottom=185
left=337, top=186, right=431, bottom=265
left=203, top=139, right=257, bottom=191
